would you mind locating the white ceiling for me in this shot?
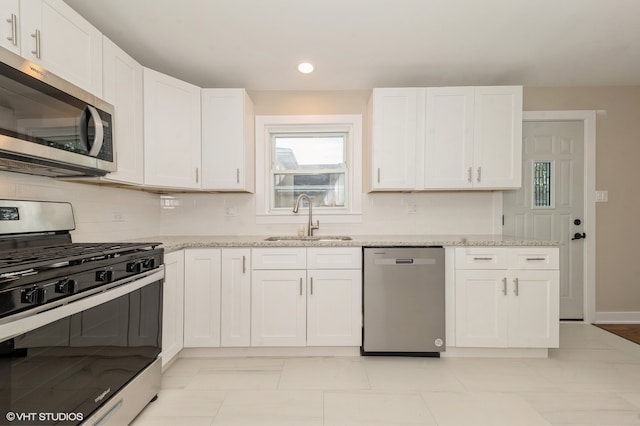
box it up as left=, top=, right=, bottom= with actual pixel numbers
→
left=63, top=0, right=640, bottom=91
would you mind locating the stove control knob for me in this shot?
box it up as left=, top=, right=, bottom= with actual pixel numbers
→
left=142, top=258, right=155, bottom=269
left=55, top=279, right=77, bottom=294
left=21, top=288, right=47, bottom=305
left=127, top=261, right=142, bottom=273
left=96, top=269, right=114, bottom=282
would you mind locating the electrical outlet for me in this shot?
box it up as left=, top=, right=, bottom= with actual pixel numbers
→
left=112, top=211, right=125, bottom=222
left=595, top=190, right=608, bottom=202
left=407, top=203, right=417, bottom=214
left=224, top=206, right=237, bottom=217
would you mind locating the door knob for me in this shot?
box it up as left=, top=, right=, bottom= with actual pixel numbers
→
left=571, top=232, right=586, bottom=240
left=574, top=219, right=582, bottom=226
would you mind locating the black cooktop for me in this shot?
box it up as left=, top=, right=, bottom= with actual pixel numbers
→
left=0, top=242, right=161, bottom=275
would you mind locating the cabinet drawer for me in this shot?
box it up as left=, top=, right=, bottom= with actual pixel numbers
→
left=307, top=248, right=362, bottom=270
left=251, top=248, right=306, bottom=270
left=508, top=248, right=559, bottom=270
left=455, top=248, right=508, bottom=269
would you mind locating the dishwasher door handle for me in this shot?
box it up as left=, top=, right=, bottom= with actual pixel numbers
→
left=374, top=258, right=437, bottom=265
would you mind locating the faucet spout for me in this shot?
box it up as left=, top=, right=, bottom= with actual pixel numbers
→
left=293, top=194, right=320, bottom=236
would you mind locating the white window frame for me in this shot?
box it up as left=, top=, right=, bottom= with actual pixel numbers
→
left=255, top=115, right=363, bottom=224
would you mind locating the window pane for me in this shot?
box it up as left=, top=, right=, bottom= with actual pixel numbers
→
left=274, top=135, right=344, bottom=171
left=273, top=172, right=345, bottom=208
left=533, top=161, right=552, bottom=207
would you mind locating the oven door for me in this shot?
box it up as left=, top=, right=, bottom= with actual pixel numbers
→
left=0, top=269, right=162, bottom=425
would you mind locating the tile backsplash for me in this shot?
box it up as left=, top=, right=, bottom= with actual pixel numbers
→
left=0, top=171, right=160, bottom=242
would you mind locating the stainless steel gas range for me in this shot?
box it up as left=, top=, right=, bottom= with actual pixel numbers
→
left=0, top=200, right=164, bottom=425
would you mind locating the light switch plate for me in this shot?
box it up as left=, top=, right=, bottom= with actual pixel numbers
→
left=595, top=190, right=608, bottom=202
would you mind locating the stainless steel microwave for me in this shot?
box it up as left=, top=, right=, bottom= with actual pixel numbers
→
left=0, top=47, right=115, bottom=177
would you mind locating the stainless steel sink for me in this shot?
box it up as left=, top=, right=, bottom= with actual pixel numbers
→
left=264, top=235, right=352, bottom=242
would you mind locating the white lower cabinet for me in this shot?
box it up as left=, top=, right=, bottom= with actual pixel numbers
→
left=250, top=247, right=362, bottom=347
left=220, top=249, right=251, bottom=347
left=251, top=269, right=307, bottom=347
left=454, top=247, right=559, bottom=348
left=161, top=250, right=184, bottom=367
left=307, top=269, right=362, bottom=346
left=183, top=249, right=221, bottom=347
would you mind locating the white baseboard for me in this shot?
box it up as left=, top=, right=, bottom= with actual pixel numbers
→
left=594, top=311, right=640, bottom=324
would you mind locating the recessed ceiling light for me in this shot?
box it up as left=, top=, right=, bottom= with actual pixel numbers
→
left=298, top=62, right=314, bottom=74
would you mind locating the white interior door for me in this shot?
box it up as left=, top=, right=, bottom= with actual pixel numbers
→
left=503, top=121, right=584, bottom=319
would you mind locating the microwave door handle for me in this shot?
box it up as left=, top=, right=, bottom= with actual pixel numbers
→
left=86, top=105, right=104, bottom=157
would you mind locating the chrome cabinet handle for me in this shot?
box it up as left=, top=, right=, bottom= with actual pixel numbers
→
left=473, top=257, right=493, bottom=261
left=299, top=278, right=303, bottom=296
left=467, top=167, right=472, bottom=183
left=377, top=168, right=381, bottom=183
left=242, top=256, right=246, bottom=274
left=526, top=257, right=546, bottom=261
left=236, top=168, right=240, bottom=183
left=6, top=14, right=17, bottom=46
left=513, top=278, right=519, bottom=296
left=310, top=277, right=314, bottom=295
left=31, top=29, right=41, bottom=58
left=477, top=167, right=482, bottom=182
left=195, top=167, right=199, bottom=183
left=502, top=277, right=507, bottom=295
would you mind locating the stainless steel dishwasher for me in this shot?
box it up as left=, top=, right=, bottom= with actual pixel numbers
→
left=362, top=247, right=445, bottom=356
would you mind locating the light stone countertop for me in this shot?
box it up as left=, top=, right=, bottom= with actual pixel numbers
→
left=131, top=234, right=562, bottom=253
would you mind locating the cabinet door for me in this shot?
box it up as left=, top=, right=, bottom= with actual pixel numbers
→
left=369, top=88, right=417, bottom=190
left=251, top=270, right=306, bottom=346
left=507, top=270, right=559, bottom=348
left=184, top=249, right=221, bottom=347
left=307, top=270, right=362, bottom=346
left=0, top=0, right=20, bottom=54
left=201, top=89, right=255, bottom=192
left=424, top=87, right=475, bottom=189
left=221, top=248, right=251, bottom=347
left=455, top=269, right=508, bottom=347
left=102, top=37, right=143, bottom=184
left=473, top=86, right=522, bottom=189
left=162, top=251, right=184, bottom=368
left=20, top=0, right=103, bottom=96
left=143, top=67, right=201, bottom=189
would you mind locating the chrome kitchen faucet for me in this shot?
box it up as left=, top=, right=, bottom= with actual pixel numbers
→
left=293, top=194, right=320, bottom=236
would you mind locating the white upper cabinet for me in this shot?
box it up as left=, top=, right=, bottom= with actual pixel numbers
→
left=0, top=0, right=20, bottom=54
left=423, top=87, right=475, bottom=189
left=143, top=67, right=202, bottom=189
left=368, top=86, right=522, bottom=191
left=20, top=0, right=103, bottom=96
left=424, top=86, right=522, bottom=189
left=102, top=37, right=143, bottom=185
left=201, top=88, right=255, bottom=192
left=368, top=88, right=418, bottom=190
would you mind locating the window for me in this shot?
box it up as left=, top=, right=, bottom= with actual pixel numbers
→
left=271, top=133, right=347, bottom=210
left=255, top=115, right=362, bottom=222
left=533, top=161, right=553, bottom=208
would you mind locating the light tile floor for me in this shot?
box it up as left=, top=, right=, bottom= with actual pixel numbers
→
left=132, top=324, right=640, bottom=425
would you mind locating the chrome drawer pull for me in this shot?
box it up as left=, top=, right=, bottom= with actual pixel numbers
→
left=513, top=278, right=519, bottom=296
left=526, top=257, right=546, bottom=261
left=502, top=277, right=507, bottom=295
left=473, top=257, right=493, bottom=261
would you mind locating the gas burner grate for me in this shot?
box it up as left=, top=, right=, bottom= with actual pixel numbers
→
left=0, top=242, right=160, bottom=276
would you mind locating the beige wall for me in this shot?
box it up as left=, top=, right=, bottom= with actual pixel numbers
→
left=524, top=87, right=640, bottom=313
